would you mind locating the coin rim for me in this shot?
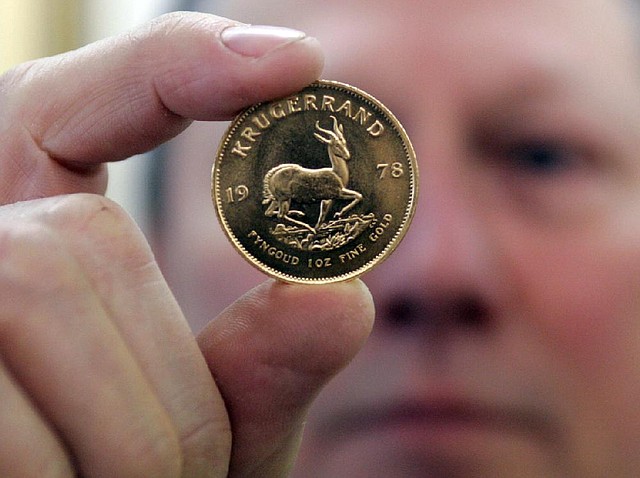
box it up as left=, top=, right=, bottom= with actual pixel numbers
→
left=212, top=79, right=419, bottom=284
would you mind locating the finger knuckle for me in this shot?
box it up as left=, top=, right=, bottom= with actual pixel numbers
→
left=0, top=60, right=38, bottom=118
left=46, top=193, right=154, bottom=264
left=147, top=11, right=223, bottom=37
left=0, top=194, right=153, bottom=308
left=45, top=193, right=132, bottom=233
left=0, top=219, right=79, bottom=299
left=124, top=11, right=215, bottom=51
left=123, top=427, right=183, bottom=478
left=148, top=11, right=193, bottom=35
left=0, top=59, right=65, bottom=144
left=0, top=219, right=88, bottom=344
left=180, top=412, right=232, bottom=476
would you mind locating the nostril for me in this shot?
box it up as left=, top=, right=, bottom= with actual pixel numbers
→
left=381, top=293, right=490, bottom=331
left=384, top=295, right=425, bottom=328
left=451, top=295, right=489, bottom=328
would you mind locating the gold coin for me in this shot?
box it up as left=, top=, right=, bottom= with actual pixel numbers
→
left=212, top=80, right=418, bottom=284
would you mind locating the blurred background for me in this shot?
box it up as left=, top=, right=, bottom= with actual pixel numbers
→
left=0, top=0, right=178, bottom=229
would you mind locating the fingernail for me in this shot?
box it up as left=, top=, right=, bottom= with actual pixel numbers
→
left=221, top=25, right=307, bottom=58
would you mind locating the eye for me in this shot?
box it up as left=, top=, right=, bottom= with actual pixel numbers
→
left=505, top=140, right=579, bottom=174
left=474, top=130, right=583, bottom=174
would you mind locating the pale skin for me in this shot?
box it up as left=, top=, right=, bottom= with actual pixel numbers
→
left=0, top=13, right=374, bottom=477
left=5, top=0, right=640, bottom=476
left=161, top=0, right=640, bottom=476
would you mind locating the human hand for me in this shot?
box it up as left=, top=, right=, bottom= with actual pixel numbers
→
left=0, top=12, right=374, bottom=477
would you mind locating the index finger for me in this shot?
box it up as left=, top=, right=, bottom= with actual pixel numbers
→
left=0, top=12, right=323, bottom=203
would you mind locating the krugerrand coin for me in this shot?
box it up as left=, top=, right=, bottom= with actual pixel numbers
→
left=212, top=80, right=418, bottom=284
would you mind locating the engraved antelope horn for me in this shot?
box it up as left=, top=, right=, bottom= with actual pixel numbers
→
left=315, top=117, right=339, bottom=140
left=330, top=115, right=342, bottom=135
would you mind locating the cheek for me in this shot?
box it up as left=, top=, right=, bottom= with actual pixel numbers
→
left=505, top=222, right=640, bottom=379
left=503, top=219, right=640, bottom=461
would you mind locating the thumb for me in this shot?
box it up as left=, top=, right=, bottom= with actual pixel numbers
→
left=197, top=279, right=374, bottom=477
left=0, top=11, right=323, bottom=202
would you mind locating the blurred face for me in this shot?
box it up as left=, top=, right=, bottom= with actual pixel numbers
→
left=162, top=0, right=640, bottom=476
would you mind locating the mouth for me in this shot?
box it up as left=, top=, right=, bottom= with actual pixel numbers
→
left=316, top=397, right=558, bottom=452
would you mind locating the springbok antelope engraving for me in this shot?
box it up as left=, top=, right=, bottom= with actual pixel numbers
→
left=262, top=116, right=362, bottom=232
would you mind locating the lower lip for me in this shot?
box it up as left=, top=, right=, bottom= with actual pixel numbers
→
left=345, top=409, right=544, bottom=457
left=314, top=416, right=554, bottom=478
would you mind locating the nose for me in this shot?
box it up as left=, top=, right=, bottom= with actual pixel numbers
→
left=366, top=141, right=500, bottom=333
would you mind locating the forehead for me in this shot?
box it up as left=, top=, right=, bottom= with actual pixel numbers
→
left=220, top=0, right=638, bottom=87
left=201, top=0, right=640, bottom=160
left=220, top=0, right=635, bottom=36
